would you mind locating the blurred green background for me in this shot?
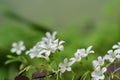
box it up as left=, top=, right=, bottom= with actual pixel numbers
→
left=0, top=0, right=120, bottom=80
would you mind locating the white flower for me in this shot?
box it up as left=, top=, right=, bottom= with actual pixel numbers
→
left=59, top=58, right=72, bottom=73
left=11, top=41, right=26, bottom=55
left=112, top=42, right=120, bottom=49
left=26, top=46, right=41, bottom=59
left=57, top=40, right=65, bottom=51
left=104, top=50, right=117, bottom=63
left=39, top=32, right=64, bottom=52
left=80, top=46, right=94, bottom=57
left=112, top=42, right=120, bottom=53
left=70, top=49, right=83, bottom=65
left=93, top=56, right=104, bottom=69
left=76, top=46, right=94, bottom=58
left=70, top=46, right=94, bottom=65
left=86, top=46, right=94, bottom=53
left=91, top=66, right=107, bottom=80
left=42, top=32, right=57, bottom=41
left=26, top=32, right=64, bottom=59
left=114, top=50, right=120, bottom=59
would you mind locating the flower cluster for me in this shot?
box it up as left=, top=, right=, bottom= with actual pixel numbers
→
left=91, top=42, right=120, bottom=80
left=26, top=32, right=64, bottom=60
left=9, top=32, right=120, bottom=80
left=57, top=46, right=94, bottom=73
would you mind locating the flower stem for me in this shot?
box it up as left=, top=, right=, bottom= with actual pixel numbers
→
left=80, top=71, right=90, bottom=80
left=113, top=67, right=120, bottom=74
left=71, top=70, right=75, bottom=80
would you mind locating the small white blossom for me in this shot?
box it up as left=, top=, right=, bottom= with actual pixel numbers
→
left=86, top=46, right=95, bottom=54
left=42, top=32, right=57, bottom=41
left=116, top=53, right=120, bottom=59
left=104, top=50, right=118, bottom=63
left=59, top=58, right=72, bottom=73
left=70, top=49, right=83, bottom=65
left=26, top=32, right=64, bottom=59
left=11, top=41, right=26, bottom=55
left=58, top=40, right=65, bottom=51
left=112, top=42, right=120, bottom=49
left=112, top=42, right=120, bottom=53
left=81, top=46, right=94, bottom=57
left=38, top=32, right=64, bottom=52
left=104, top=49, right=120, bottom=63
left=26, top=46, right=41, bottom=59
left=70, top=46, right=94, bottom=65
left=91, top=66, right=107, bottom=80
left=93, top=56, right=104, bottom=69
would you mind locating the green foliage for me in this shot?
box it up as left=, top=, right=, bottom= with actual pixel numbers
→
left=0, top=0, right=120, bottom=79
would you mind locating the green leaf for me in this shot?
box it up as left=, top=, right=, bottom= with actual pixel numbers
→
left=80, top=71, right=90, bottom=80
left=5, top=59, right=19, bottom=64
left=7, top=55, right=16, bottom=59
left=19, top=64, right=25, bottom=70
left=18, top=65, right=31, bottom=75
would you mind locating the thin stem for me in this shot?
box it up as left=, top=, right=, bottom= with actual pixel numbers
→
left=71, top=70, right=75, bottom=80
left=114, top=62, right=117, bottom=72
left=113, top=67, right=120, bottom=74
left=60, top=72, right=62, bottom=80
left=56, top=74, right=59, bottom=80
left=114, top=75, right=120, bottom=79
left=105, top=62, right=112, bottom=68
left=80, top=71, right=90, bottom=80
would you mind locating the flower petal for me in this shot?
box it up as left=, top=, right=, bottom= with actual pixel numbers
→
left=67, top=67, right=71, bottom=71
